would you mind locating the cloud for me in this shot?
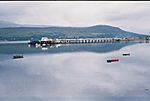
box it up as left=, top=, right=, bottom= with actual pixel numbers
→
left=0, top=1, right=150, bottom=34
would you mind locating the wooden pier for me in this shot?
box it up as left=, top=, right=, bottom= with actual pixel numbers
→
left=29, top=37, right=130, bottom=46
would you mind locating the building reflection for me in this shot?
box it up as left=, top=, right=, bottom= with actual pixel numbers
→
left=28, top=43, right=64, bottom=50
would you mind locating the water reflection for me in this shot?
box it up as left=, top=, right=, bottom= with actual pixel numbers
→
left=28, top=43, right=62, bottom=50
left=0, top=43, right=150, bottom=101
left=0, top=42, right=136, bottom=54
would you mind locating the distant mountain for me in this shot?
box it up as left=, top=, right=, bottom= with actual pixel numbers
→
left=0, top=21, right=149, bottom=41
left=0, top=20, right=50, bottom=28
left=0, top=20, right=21, bottom=28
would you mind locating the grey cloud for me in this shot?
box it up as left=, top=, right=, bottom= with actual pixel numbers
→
left=0, top=3, right=27, bottom=22
left=0, top=2, right=150, bottom=33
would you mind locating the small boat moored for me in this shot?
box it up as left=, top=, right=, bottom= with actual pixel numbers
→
left=122, top=53, right=130, bottom=56
left=107, top=58, right=119, bottom=63
left=13, top=54, right=24, bottom=59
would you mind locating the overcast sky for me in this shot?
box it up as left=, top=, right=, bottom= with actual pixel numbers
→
left=0, top=1, right=150, bottom=34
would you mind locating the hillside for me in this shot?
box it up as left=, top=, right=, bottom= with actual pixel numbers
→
left=0, top=25, right=149, bottom=41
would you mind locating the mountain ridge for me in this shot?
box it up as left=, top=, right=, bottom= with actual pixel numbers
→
left=0, top=20, right=149, bottom=41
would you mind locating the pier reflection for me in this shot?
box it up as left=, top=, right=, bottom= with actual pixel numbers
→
left=28, top=44, right=63, bottom=50
left=26, top=42, right=136, bottom=55
left=0, top=41, right=148, bottom=54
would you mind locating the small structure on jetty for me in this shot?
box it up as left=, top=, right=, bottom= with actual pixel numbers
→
left=28, top=37, right=129, bottom=46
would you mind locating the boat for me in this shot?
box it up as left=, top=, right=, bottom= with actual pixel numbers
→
left=13, top=55, right=24, bottom=59
left=122, top=53, right=130, bottom=56
left=107, top=58, right=119, bottom=63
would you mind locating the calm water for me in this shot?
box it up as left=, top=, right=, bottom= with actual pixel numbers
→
left=0, top=42, right=150, bottom=101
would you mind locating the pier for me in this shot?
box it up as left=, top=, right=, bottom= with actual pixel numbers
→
left=28, top=37, right=149, bottom=46
left=29, top=37, right=127, bottom=45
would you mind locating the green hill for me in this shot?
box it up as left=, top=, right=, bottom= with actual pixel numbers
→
left=0, top=25, right=149, bottom=41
